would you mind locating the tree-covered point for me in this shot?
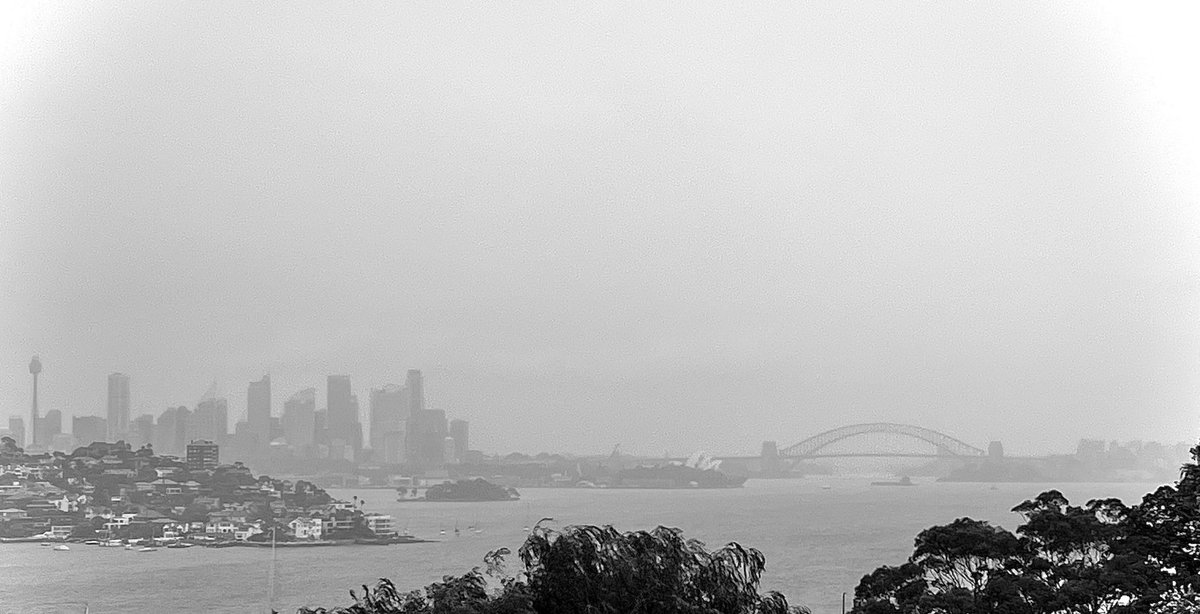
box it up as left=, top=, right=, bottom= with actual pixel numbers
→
left=423, top=478, right=520, bottom=502
left=851, top=443, right=1200, bottom=614
left=297, top=524, right=808, bottom=614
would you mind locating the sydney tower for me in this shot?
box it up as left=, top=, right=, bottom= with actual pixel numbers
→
left=29, top=356, right=41, bottom=446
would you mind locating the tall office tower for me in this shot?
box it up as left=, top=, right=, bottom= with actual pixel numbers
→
left=49, top=433, right=76, bottom=452
left=282, top=387, right=316, bottom=450
left=350, top=394, right=362, bottom=454
left=193, top=385, right=229, bottom=445
left=28, top=356, right=41, bottom=446
left=326, top=375, right=357, bottom=449
left=449, top=419, right=469, bottom=459
left=155, top=407, right=178, bottom=454
left=313, top=409, right=328, bottom=446
left=36, top=409, right=62, bottom=445
left=107, top=373, right=131, bottom=440
left=369, top=385, right=407, bottom=458
left=7, top=416, right=26, bottom=448
left=247, top=374, right=271, bottom=451
left=72, top=415, right=107, bottom=446
left=405, top=369, right=424, bottom=415
left=172, top=406, right=190, bottom=453
left=407, top=408, right=447, bottom=465
left=132, top=414, right=154, bottom=447
left=382, top=430, right=406, bottom=464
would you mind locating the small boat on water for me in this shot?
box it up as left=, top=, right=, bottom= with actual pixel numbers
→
left=138, top=546, right=158, bottom=552
left=53, top=544, right=70, bottom=551
left=870, top=476, right=915, bottom=487
left=83, top=540, right=100, bottom=545
left=167, top=542, right=193, bottom=549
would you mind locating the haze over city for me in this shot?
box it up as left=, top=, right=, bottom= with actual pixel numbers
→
left=3, top=2, right=1199, bottom=458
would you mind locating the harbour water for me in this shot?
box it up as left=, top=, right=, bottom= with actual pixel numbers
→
left=0, top=478, right=1160, bottom=614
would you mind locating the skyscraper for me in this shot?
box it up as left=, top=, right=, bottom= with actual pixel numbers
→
left=405, top=369, right=424, bottom=415
left=72, top=415, right=107, bottom=446
left=29, top=356, right=41, bottom=446
left=449, top=419, right=469, bottom=459
left=247, top=374, right=271, bottom=451
left=133, top=414, right=154, bottom=448
left=369, top=384, right=407, bottom=459
left=407, top=408, right=447, bottom=466
left=326, top=375, right=357, bottom=452
left=154, top=407, right=180, bottom=454
left=7, top=416, right=25, bottom=448
left=192, top=383, right=228, bottom=445
left=107, top=373, right=131, bottom=440
left=36, top=409, right=62, bottom=446
left=282, top=387, right=316, bottom=451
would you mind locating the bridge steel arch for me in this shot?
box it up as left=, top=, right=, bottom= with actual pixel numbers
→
left=779, top=423, right=985, bottom=458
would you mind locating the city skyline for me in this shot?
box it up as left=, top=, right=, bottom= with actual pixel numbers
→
left=1, top=356, right=1196, bottom=458
left=1, top=364, right=478, bottom=460
left=3, top=4, right=1198, bottom=459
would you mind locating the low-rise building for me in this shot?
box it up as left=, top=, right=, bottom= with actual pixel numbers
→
left=0, top=508, right=26, bottom=520
left=233, top=523, right=262, bottom=541
left=363, top=513, right=395, bottom=536
left=288, top=517, right=323, bottom=540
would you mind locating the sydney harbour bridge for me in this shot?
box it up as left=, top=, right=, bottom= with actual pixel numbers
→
left=776, top=422, right=987, bottom=459
left=686, top=423, right=999, bottom=473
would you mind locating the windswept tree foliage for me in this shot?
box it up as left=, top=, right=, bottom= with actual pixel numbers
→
left=299, top=525, right=808, bottom=614
left=852, top=444, right=1200, bottom=614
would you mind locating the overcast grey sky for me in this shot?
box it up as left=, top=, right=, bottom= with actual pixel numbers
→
left=2, top=2, right=1197, bottom=456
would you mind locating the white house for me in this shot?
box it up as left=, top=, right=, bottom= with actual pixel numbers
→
left=363, top=513, right=395, bottom=536
left=288, top=517, right=323, bottom=540
left=233, top=523, right=263, bottom=541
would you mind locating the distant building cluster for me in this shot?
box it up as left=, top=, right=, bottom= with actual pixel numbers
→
left=0, top=440, right=399, bottom=546
left=1, top=358, right=471, bottom=469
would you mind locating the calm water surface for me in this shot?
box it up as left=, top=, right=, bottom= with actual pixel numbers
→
left=0, top=478, right=1159, bottom=614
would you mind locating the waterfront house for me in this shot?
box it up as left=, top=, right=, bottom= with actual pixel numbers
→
left=104, top=516, right=130, bottom=533
left=233, top=523, right=262, bottom=541
left=205, top=519, right=237, bottom=534
left=288, top=517, right=322, bottom=540
left=363, top=513, right=395, bottom=536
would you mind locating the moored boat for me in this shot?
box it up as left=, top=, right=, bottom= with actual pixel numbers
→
left=870, top=476, right=915, bottom=487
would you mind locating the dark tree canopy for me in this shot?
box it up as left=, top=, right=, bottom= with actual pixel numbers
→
left=299, top=525, right=807, bottom=614
left=851, top=442, right=1200, bottom=614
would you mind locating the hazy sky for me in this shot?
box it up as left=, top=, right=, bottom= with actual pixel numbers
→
left=2, top=2, right=1197, bottom=456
